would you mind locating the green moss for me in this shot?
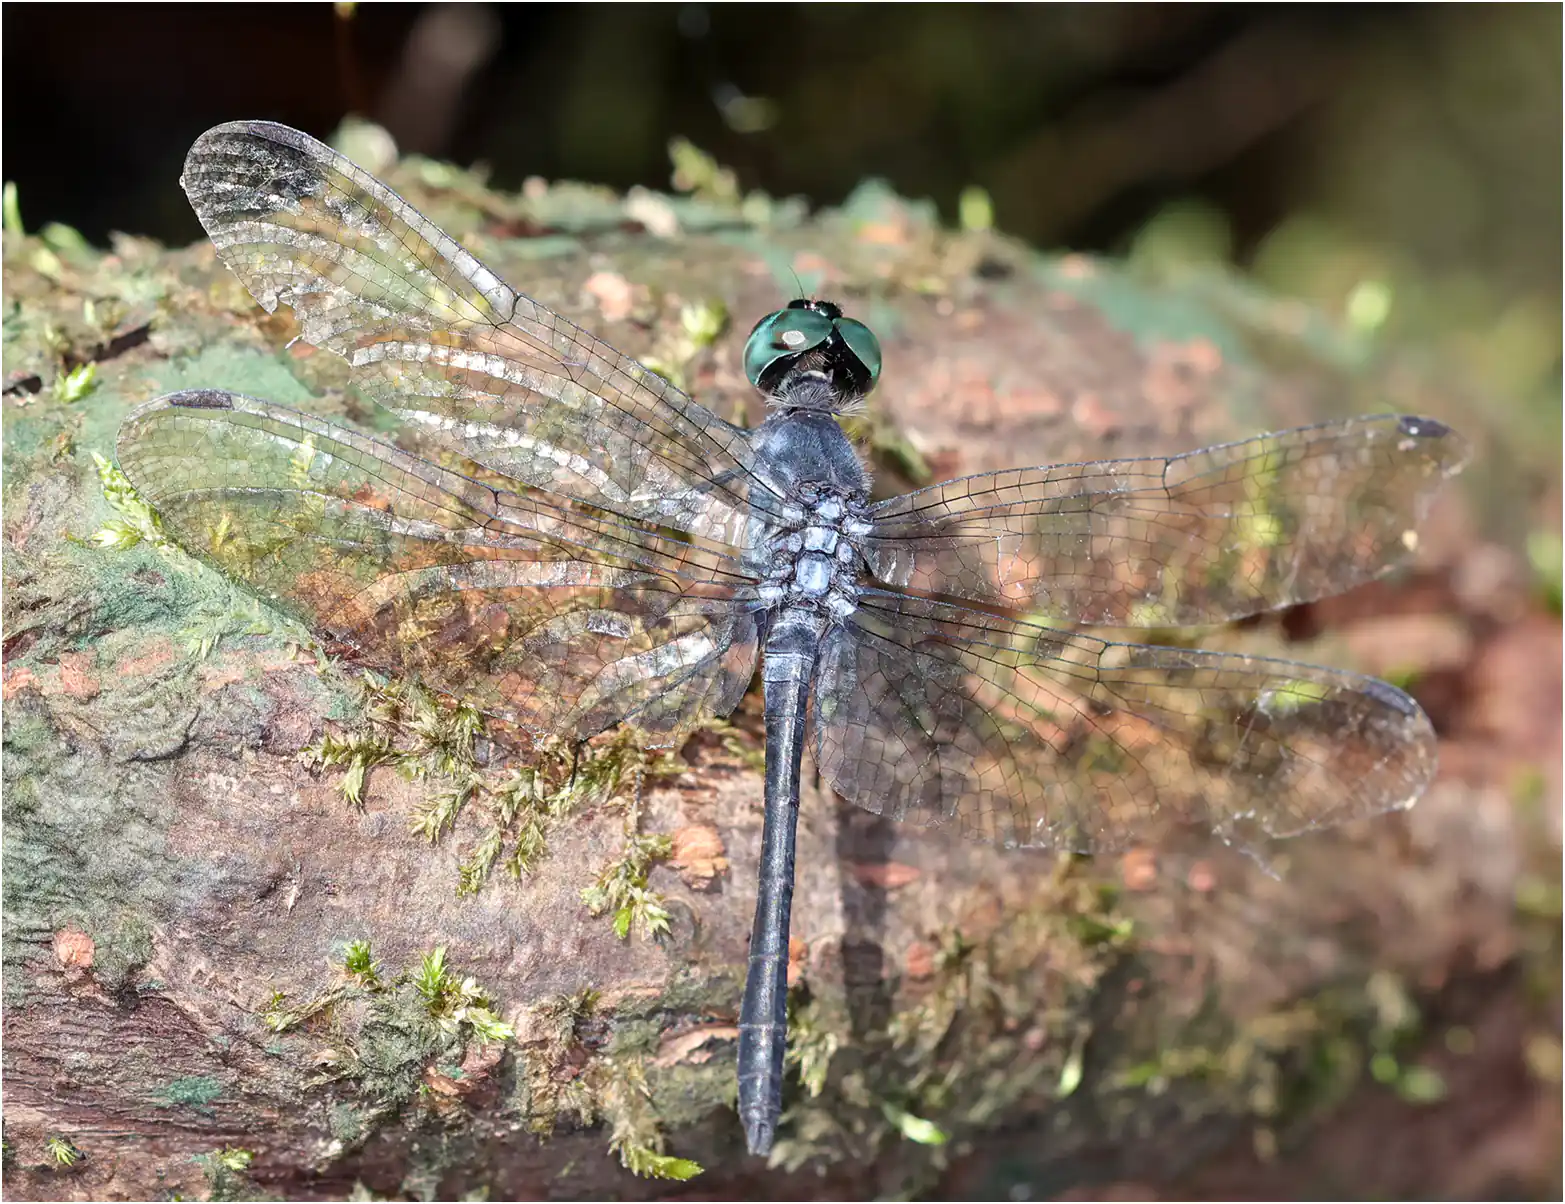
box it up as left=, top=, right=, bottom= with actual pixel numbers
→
left=599, top=1057, right=704, bottom=1179
left=1526, top=529, right=1563, bottom=614
left=263, top=986, right=348, bottom=1034
left=519, top=989, right=600, bottom=1135
left=327, top=1101, right=373, bottom=1149
left=785, top=997, right=841, bottom=1099
left=266, top=940, right=515, bottom=1162
left=52, top=361, right=97, bottom=404
left=644, top=1056, right=737, bottom=1131
left=342, top=938, right=382, bottom=987
left=411, top=946, right=515, bottom=1042
left=619, top=1147, right=702, bottom=1181
left=3, top=179, right=23, bottom=235
left=606, top=1015, right=664, bottom=1058
left=156, top=1076, right=224, bottom=1115
left=302, top=674, right=707, bottom=938
left=194, top=1147, right=263, bottom=1202
left=638, top=297, right=729, bottom=393
left=533, top=1049, right=704, bottom=1181
left=1088, top=963, right=1468, bottom=1159
left=880, top=1100, right=948, bottom=1146
left=500, top=987, right=708, bottom=1175
left=345, top=990, right=450, bottom=1106
left=90, top=911, right=156, bottom=993
left=304, top=676, right=480, bottom=815
left=697, top=716, right=767, bottom=773
left=581, top=832, right=674, bottom=941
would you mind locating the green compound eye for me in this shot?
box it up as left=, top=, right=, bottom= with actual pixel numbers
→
left=833, top=317, right=882, bottom=387
left=743, top=308, right=835, bottom=389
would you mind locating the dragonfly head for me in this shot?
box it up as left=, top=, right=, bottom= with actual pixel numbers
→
left=744, top=298, right=881, bottom=413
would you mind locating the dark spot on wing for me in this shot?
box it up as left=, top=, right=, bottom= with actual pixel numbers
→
left=170, top=389, right=236, bottom=410
left=1397, top=415, right=1451, bottom=439
left=1362, top=675, right=1419, bottom=717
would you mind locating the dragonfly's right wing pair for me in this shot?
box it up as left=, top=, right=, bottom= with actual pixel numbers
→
left=831, top=414, right=1468, bottom=850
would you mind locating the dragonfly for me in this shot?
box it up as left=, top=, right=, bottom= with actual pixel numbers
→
left=116, top=122, right=1467, bottom=1157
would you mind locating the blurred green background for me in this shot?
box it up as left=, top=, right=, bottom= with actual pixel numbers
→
left=4, top=3, right=1559, bottom=476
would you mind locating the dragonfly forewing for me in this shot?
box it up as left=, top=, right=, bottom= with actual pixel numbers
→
left=180, top=120, right=794, bottom=547
left=864, top=414, right=1468, bottom=625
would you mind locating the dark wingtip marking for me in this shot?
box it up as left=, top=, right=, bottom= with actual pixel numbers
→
left=169, top=389, right=236, bottom=411
left=1396, top=415, right=1453, bottom=440
left=1363, top=675, right=1421, bottom=719
left=195, top=119, right=316, bottom=151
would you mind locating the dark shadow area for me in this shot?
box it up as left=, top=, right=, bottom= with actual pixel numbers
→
left=831, top=797, right=898, bottom=1052
left=4, top=2, right=1556, bottom=307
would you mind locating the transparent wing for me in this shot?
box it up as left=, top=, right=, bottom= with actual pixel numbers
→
left=117, top=391, right=759, bottom=742
left=814, top=589, right=1435, bottom=852
left=179, top=120, right=792, bottom=547
left=864, top=415, right=1468, bottom=625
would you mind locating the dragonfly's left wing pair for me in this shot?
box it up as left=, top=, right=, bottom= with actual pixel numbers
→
left=119, top=392, right=760, bottom=742
left=120, top=121, right=783, bottom=743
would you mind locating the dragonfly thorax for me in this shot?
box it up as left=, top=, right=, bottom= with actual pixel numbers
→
left=753, top=481, right=869, bottom=621
left=757, top=518, right=863, bottom=620
left=749, top=406, right=872, bottom=620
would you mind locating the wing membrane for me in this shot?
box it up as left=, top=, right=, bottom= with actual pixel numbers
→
left=179, top=121, right=791, bottom=546
left=117, top=391, right=759, bottom=741
left=864, top=415, right=1468, bottom=625
left=814, top=590, right=1435, bottom=851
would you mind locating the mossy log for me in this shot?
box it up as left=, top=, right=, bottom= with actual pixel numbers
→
left=2, top=153, right=1554, bottom=1200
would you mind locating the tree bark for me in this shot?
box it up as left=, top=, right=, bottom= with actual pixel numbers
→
left=2, top=155, right=1554, bottom=1201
